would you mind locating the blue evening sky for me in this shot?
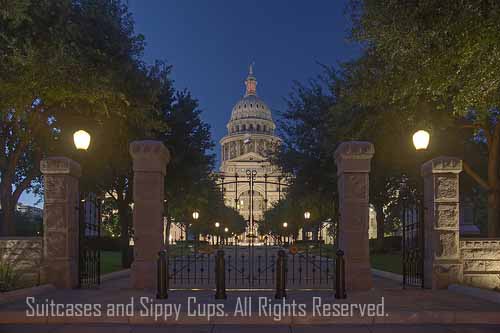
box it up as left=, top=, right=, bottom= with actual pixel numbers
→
left=20, top=0, right=360, bottom=207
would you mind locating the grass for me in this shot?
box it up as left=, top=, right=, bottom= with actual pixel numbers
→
left=100, top=249, right=405, bottom=276
left=370, top=252, right=402, bottom=274
left=100, top=251, right=122, bottom=275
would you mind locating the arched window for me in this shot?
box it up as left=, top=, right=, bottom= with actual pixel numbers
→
left=236, top=125, right=240, bottom=132
left=242, top=124, right=246, bottom=131
left=257, top=124, right=261, bottom=132
left=263, top=125, right=267, bottom=132
left=249, top=124, right=254, bottom=131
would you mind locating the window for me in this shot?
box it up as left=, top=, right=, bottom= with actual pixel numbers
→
left=249, top=124, right=254, bottom=131
left=263, top=125, right=267, bottom=132
left=236, top=125, right=240, bottom=132
left=257, top=124, right=261, bottom=131
left=242, top=124, right=246, bottom=131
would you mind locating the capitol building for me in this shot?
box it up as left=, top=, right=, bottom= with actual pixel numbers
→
left=218, top=65, right=284, bottom=242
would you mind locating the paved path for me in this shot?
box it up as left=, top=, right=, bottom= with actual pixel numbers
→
left=1, top=273, right=500, bottom=331
left=2, top=324, right=500, bottom=332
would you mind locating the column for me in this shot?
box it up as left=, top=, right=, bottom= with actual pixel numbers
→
left=40, top=157, right=81, bottom=288
left=421, top=157, right=463, bottom=289
left=129, top=140, right=170, bottom=289
left=335, top=141, right=375, bottom=291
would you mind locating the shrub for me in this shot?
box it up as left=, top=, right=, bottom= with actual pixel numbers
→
left=0, top=260, right=21, bottom=292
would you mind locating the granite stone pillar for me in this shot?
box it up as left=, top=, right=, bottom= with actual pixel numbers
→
left=421, top=157, right=463, bottom=289
left=129, top=140, right=170, bottom=289
left=40, top=157, right=81, bottom=288
left=334, top=141, right=374, bottom=291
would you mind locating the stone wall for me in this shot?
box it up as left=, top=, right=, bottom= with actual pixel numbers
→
left=0, top=237, right=43, bottom=287
left=460, top=239, right=500, bottom=291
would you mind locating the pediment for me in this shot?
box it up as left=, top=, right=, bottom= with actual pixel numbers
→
left=229, top=152, right=266, bottom=162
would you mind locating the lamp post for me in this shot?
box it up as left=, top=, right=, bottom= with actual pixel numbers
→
left=282, top=222, right=288, bottom=245
left=189, top=211, right=199, bottom=242
left=215, top=222, right=220, bottom=245
left=412, top=129, right=431, bottom=189
left=304, top=211, right=311, bottom=240
left=407, top=129, right=430, bottom=289
left=224, top=227, right=229, bottom=246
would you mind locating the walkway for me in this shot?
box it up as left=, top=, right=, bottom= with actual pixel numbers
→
left=1, top=273, right=500, bottom=332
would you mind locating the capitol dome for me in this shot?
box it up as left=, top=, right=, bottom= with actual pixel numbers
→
left=220, top=65, right=280, bottom=163
left=225, top=65, right=276, bottom=136
left=230, top=95, right=273, bottom=121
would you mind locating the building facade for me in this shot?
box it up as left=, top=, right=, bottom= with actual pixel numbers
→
left=219, top=65, right=283, bottom=242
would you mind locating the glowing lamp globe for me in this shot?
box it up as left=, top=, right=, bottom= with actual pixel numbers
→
left=304, top=211, right=311, bottom=220
left=192, top=211, right=200, bottom=220
left=224, top=227, right=229, bottom=233
left=73, top=130, right=91, bottom=151
left=215, top=222, right=220, bottom=228
left=412, top=130, right=430, bottom=151
left=283, top=222, right=288, bottom=228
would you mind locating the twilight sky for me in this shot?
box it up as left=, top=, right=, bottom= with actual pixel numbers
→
left=20, top=0, right=360, bottom=207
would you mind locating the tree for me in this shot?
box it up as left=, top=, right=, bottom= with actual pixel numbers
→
left=273, top=69, right=340, bottom=223
left=348, top=0, right=500, bottom=236
left=158, top=89, right=217, bottom=241
left=0, top=0, right=146, bottom=235
left=73, top=61, right=173, bottom=268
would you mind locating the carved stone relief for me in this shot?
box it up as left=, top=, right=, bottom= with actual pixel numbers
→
left=435, top=204, right=458, bottom=229
left=344, top=174, right=367, bottom=201
left=436, top=176, right=458, bottom=200
left=44, top=176, right=66, bottom=201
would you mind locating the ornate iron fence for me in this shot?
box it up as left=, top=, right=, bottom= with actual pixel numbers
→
left=78, top=192, right=102, bottom=288
left=400, top=183, right=425, bottom=289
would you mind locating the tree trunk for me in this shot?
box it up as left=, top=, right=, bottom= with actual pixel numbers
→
left=487, top=192, right=500, bottom=237
left=487, top=123, right=500, bottom=237
left=0, top=195, right=16, bottom=236
left=117, top=200, right=131, bottom=268
left=374, top=202, right=385, bottom=253
left=0, top=198, right=16, bottom=236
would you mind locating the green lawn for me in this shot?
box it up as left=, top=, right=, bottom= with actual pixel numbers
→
left=370, top=252, right=402, bottom=274
left=100, top=249, right=404, bottom=276
left=100, top=251, right=122, bottom=275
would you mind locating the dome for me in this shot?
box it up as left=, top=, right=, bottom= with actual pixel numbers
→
left=230, top=95, right=273, bottom=121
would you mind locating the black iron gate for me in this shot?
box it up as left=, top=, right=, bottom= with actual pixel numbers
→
left=225, top=241, right=276, bottom=289
left=287, top=242, right=336, bottom=290
left=218, top=169, right=288, bottom=240
left=165, top=236, right=338, bottom=291
left=400, top=182, right=425, bottom=288
left=162, top=169, right=339, bottom=292
left=78, top=192, right=102, bottom=288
